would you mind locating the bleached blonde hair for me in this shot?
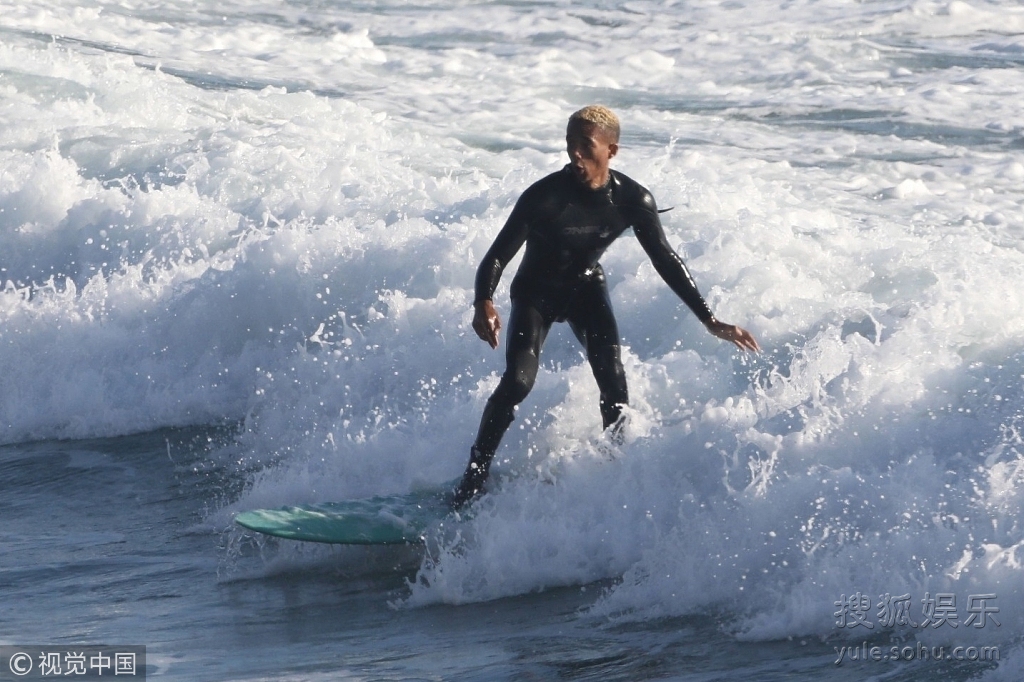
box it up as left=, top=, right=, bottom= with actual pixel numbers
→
left=568, top=105, right=620, bottom=143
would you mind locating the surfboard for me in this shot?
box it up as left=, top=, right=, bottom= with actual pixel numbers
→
left=234, top=485, right=453, bottom=545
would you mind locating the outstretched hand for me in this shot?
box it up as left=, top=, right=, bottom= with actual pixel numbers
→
left=473, top=300, right=502, bottom=349
left=704, top=318, right=760, bottom=353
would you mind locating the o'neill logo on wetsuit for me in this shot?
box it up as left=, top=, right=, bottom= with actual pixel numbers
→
left=564, top=225, right=611, bottom=237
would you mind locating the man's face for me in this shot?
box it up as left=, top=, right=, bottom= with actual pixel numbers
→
left=566, top=121, right=618, bottom=189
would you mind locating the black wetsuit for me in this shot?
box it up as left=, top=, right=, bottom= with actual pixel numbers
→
left=453, top=165, right=713, bottom=508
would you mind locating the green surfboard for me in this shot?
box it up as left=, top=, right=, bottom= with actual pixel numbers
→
left=234, top=485, right=453, bottom=545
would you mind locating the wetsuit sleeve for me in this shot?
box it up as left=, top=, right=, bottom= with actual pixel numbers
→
left=474, top=191, right=533, bottom=303
left=631, top=192, right=715, bottom=323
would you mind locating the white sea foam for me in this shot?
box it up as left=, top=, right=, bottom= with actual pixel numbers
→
left=2, top=0, right=1023, bottom=652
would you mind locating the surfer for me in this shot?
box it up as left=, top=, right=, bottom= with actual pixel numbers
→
left=452, top=105, right=759, bottom=510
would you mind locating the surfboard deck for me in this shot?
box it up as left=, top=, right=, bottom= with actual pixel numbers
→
left=235, top=485, right=453, bottom=545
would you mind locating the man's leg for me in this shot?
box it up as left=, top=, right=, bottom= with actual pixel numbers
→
left=453, top=300, right=549, bottom=509
left=568, top=280, right=629, bottom=433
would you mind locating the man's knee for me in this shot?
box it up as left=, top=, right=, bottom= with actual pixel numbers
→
left=590, top=347, right=627, bottom=396
left=495, top=365, right=537, bottom=405
left=474, top=368, right=533, bottom=455
left=507, top=368, right=537, bottom=404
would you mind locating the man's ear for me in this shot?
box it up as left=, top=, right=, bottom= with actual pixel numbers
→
left=608, top=142, right=619, bottom=159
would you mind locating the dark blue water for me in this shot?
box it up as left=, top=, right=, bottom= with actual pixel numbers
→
left=0, top=430, right=1004, bottom=680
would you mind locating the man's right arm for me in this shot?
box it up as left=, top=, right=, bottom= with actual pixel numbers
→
left=472, top=191, right=534, bottom=348
left=474, top=196, right=532, bottom=305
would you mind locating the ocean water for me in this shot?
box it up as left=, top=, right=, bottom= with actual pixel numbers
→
left=2, top=0, right=1023, bottom=679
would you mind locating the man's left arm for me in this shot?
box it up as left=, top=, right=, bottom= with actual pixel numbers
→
left=631, top=194, right=759, bottom=352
